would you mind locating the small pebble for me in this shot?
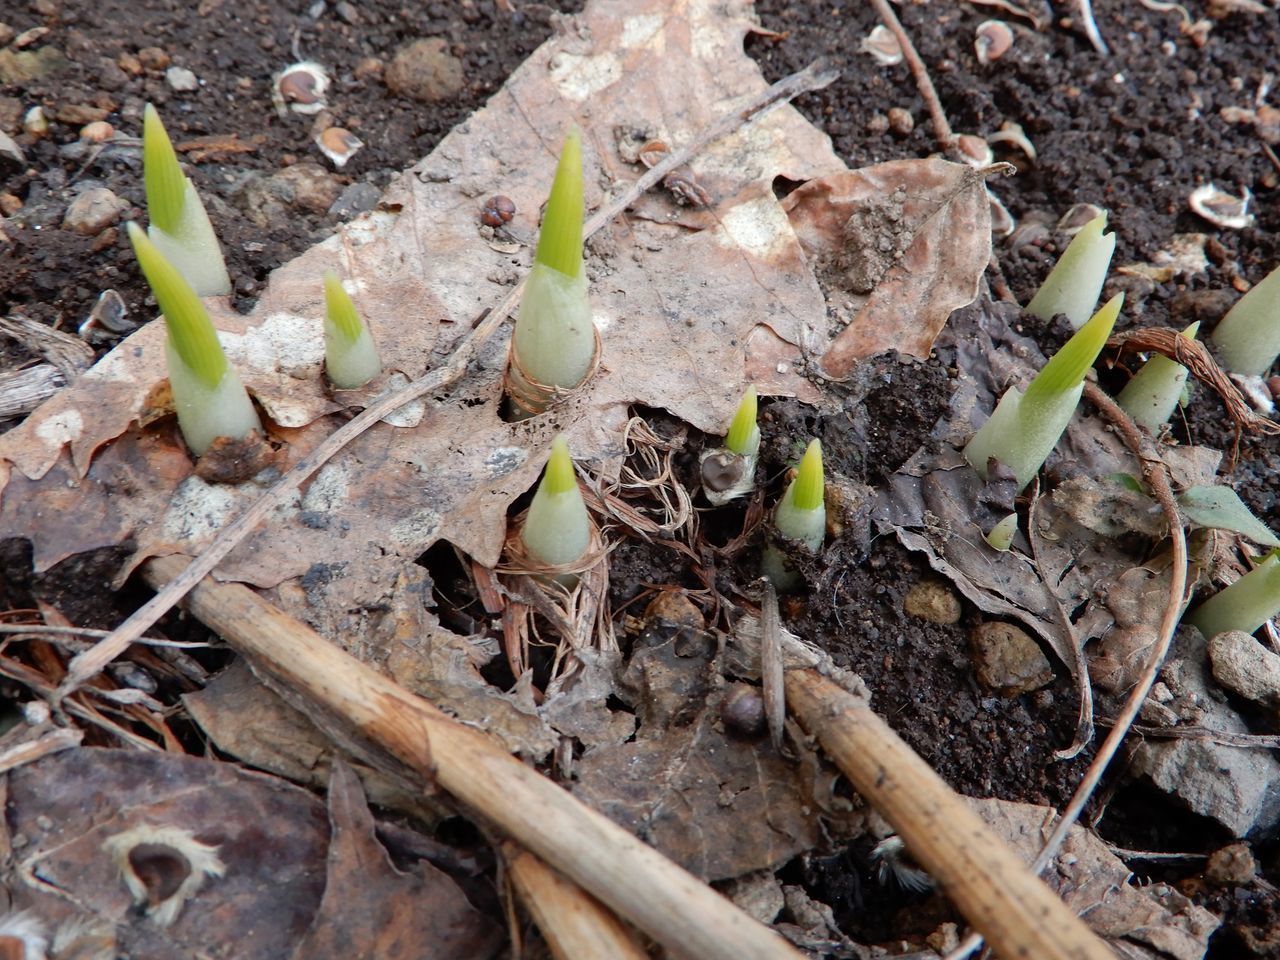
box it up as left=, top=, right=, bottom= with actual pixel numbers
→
left=970, top=621, right=1053, bottom=696
left=1205, top=842, right=1256, bottom=886
left=887, top=107, right=914, bottom=137
left=63, top=187, right=125, bottom=236
left=903, top=579, right=962, bottom=625
left=1208, top=631, right=1280, bottom=706
left=137, top=47, right=171, bottom=71
left=385, top=38, right=464, bottom=103
left=79, top=120, right=114, bottom=142
left=166, top=66, right=199, bottom=92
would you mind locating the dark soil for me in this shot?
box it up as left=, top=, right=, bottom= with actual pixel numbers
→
left=2, top=0, right=1278, bottom=956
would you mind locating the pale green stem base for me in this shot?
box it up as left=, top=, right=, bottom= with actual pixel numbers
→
left=963, top=384, right=1083, bottom=489
left=325, top=324, right=381, bottom=389
left=763, top=498, right=825, bottom=591
left=148, top=182, right=231, bottom=297
left=166, top=338, right=261, bottom=456
left=1211, top=266, right=1280, bottom=376
left=513, top=262, right=594, bottom=390
left=522, top=486, right=590, bottom=568
left=1187, top=553, right=1280, bottom=639
left=1117, top=353, right=1189, bottom=432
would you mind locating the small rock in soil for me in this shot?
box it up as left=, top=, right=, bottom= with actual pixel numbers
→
left=328, top=181, right=381, bottom=219
left=969, top=621, right=1053, bottom=696
left=1208, top=631, right=1280, bottom=707
left=902, top=579, right=961, bottom=625
left=62, top=187, right=125, bottom=235
left=239, top=164, right=341, bottom=227
left=166, top=66, right=199, bottom=92
left=385, top=38, right=464, bottom=103
left=1205, top=842, right=1257, bottom=886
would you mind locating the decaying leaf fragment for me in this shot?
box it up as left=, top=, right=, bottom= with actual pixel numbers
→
left=783, top=159, right=998, bottom=377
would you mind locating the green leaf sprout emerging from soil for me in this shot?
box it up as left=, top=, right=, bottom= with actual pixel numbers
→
left=1186, top=551, right=1280, bottom=640
left=1209, top=263, right=1280, bottom=377
left=762, top=438, right=825, bottom=590
left=985, top=513, right=1018, bottom=551
left=701, top=386, right=760, bottom=505
left=1117, top=322, right=1199, bottom=432
left=127, top=222, right=260, bottom=456
left=521, top=435, right=591, bottom=572
left=510, top=127, right=595, bottom=405
left=143, top=104, right=232, bottom=297
left=322, top=271, right=381, bottom=388
left=1025, top=212, right=1115, bottom=330
left=964, top=294, right=1121, bottom=489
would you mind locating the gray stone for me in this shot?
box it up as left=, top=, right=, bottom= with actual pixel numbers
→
left=62, top=187, right=125, bottom=235
left=1205, top=842, right=1256, bottom=886
left=385, top=38, right=464, bottom=103
left=1209, top=631, right=1280, bottom=706
left=165, top=66, right=198, bottom=92
left=328, top=181, right=381, bottom=219
left=1131, top=629, right=1280, bottom=837
left=969, top=622, right=1053, bottom=696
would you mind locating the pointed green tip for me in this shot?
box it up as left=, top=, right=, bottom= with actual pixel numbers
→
left=542, top=435, right=577, bottom=496
left=127, top=221, right=227, bottom=388
left=1181, top=321, right=1201, bottom=341
left=792, top=439, right=824, bottom=511
left=1025, top=293, right=1122, bottom=402
left=1081, top=210, right=1110, bottom=240
left=725, top=386, right=758, bottom=455
left=533, top=127, right=583, bottom=278
left=143, top=103, right=186, bottom=235
left=323, top=270, right=364, bottom=344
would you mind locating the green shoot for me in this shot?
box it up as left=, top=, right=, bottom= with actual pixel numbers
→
left=510, top=129, right=594, bottom=403
left=965, top=294, right=1121, bottom=489
left=1117, top=322, right=1199, bottom=431
left=1025, top=212, right=1115, bottom=330
left=143, top=104, right=231, bottom=297
left=1187, top=551, right=1280, bottom=640
left=985, top=513, right=1018, bottom=551
left=521, top=435, right=591, bottom=570
left=127, top=222, right=259, bottom=455
left=725, top=386, right=760, bottom=457
left=322, top=271, right=381, bottom=388
left=762, top=439, right=826, bottom=590
left=1210, top=263, right=1280, bottom=377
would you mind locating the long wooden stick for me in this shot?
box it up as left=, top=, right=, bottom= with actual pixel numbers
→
left=503, top=843, right=649, bottom=960
left=785, top=668, right=1116, bottom=960
left=142, top=554, right=801, bottom=960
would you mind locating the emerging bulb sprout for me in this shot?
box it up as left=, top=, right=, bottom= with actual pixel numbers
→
left=1025, top=211, right=1115, bottom=330
left=1209, top=263, right=1280, bottom=377
left=1186, top=551, right=1280, bottom=640
left=127, top=222, right=260, bottom=456
left=520, top=435, right=591, bottom=573
left=965, top=294, right=1121, bottom=489
left=985, top=512, right=1018, bottom=551
left=323, top=271, right=381, bottom=388
left=700, top=386, right=760, bottom=505
left=1117, top=321, right=1200, bottom=432
left=143, top=104, right=232, bottom=297
left=762, top=439, right=826, bottom=590
left=507, top=128, right=597, bottom=417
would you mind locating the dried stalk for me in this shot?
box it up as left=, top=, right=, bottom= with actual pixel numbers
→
left=141, top=554, right=803, bottom=960
left=54, top=60, right=839, bottom=703
left=502, top=842, right=649, bottom=960
left=868, top=0, right=954, bottom=149
left=784, top=668, right=1115, bottom=960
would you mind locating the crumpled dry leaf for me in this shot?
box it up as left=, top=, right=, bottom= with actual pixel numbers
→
left=970, top=797, right=1220, bottom=960
left=290, top=760, right=501, bottom=960
left=4, top=748, right=329, bottom=959
left=572, top=618, right=845, bottom=881
left=783, top=159, right=995, bottom=378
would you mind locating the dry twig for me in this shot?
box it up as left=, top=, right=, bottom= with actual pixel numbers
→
left=868, top=0, right=954, bottom=149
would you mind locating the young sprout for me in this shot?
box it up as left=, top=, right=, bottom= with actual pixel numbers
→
left=508, top=128, right=595, bottom=416
left=520, top=435, right=591, bottom=572
left=1186, top=551, right=1280, bottom=640
left=1025, top=212, right=1115, bottom=330
left=322, top=271, right=381, bottom=388
left=144, top=104, right=232, bottom=297
left=985, top=512, right=1018, bottom=551
left=700, top=386, right=760, bottom=505
left=1117, top=321, right=1200, bottom=432
left=965, top=294, right=1121, bottom=489
left=762, top=439, right=825, bottom=590
left=127, top=222, right=260, bottom=456
left=1209, top=263, right=1280, bottom=377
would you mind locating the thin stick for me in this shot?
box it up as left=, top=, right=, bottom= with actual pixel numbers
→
left=785, top=669, right=1115, bottom=960
left=0, top=624, right=213, bottom=648
left=868, top=0, right=954, bottom=149
left=503, top=842, right=650, bottom=960
left=945, top=383, right=1188, bottom=960
left=141, top=554, right=802, bottom=960
left=1076, top=0, right=1111, bottom=55
left=54, top=60, right=838, bottom=703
